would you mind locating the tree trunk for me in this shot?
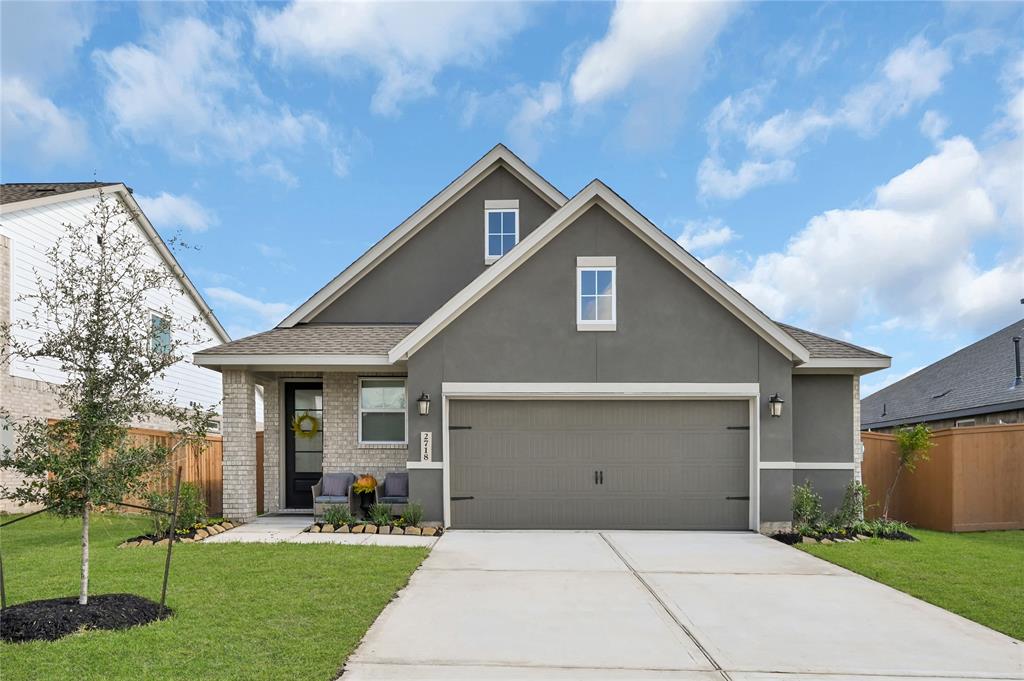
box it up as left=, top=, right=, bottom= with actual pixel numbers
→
left=882, top=465, right=903, bottom=520
left=79, top=502, right=90, bottom=605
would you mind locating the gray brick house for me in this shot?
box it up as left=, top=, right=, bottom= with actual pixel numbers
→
left=196, top=145, right=889, bottom=531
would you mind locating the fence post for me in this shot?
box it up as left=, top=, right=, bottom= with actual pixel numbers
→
left=160, top=466, right=183, bottom=613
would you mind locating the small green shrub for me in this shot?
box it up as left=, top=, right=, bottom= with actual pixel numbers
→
left=399, top=502, right=424, bottom=528
left=828, top=481, right=869, bottom=528
left=145, top=482, right=207, bottom=535
left=792, top=481, right=823, bottom=532
left=368, top=502, right=394, bottom=526
left=322, top=504, right=354, bottom=526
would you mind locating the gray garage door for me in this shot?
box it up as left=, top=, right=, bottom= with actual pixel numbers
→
left=449, top=399, right=750, bottom=530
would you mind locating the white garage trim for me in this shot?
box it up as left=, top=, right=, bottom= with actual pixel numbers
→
left=440, top=382, right=761, bottom=531
left=759, top=461, right=856, bottom=470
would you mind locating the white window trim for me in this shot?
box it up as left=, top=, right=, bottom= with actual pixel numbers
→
left=484, top=205, right=520, bottom=264
left=358, top=377, right=408, bottom=445
left=955, top=418, right=976, bottom=428
left=576, top=264, right=617, bottom=331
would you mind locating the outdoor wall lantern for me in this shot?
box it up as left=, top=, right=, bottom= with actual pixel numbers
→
left=768, top=393, right=785, bottom=418
left=417, top=392, right=431, bottom=416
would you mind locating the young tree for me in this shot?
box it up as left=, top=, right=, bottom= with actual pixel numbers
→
left=882, top=423, right=934, bottom=519
left=0, top=192, right=217, bottom=605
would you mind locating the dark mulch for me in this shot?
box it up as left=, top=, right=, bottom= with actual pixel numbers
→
left=1, top=593, right=171, bottom=643
left=770, top=531, right=802, bottom=544
left=770, top=529, right=918, bottom=544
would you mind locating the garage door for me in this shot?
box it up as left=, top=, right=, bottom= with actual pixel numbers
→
left=448, top=399, right=750, bottom=530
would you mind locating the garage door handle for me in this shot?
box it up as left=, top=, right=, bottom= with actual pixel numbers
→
left=726, top=496, right=750, bottom=501
left=451, top=496, right=474, bottom=501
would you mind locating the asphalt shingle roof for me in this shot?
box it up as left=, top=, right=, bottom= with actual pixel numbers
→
left=195, top=325, right=418, bottom=356
left=861, top=318, right=1024, bottom=428
left=778, top=323, right=888, bottom=360
left=0, top=183, right=122, bottom=205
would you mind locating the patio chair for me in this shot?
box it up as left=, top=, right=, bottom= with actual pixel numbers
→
left=311, top=472, right=356, bottom=521
left=375, top=471, right=409, bottom=517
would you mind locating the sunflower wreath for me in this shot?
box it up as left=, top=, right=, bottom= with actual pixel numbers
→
left=291, top=413, right=320, bottom=439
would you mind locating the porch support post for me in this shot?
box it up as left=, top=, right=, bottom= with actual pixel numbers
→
left=261, top=377, right=281, bottom=513
left=222, top=369, right=258, bottom=522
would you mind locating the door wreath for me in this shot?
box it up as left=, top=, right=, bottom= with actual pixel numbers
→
left=291, top=413, right=320, bottom=439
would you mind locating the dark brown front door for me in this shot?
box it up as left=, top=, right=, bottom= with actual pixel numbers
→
left=285, top=382, right=323, bottom=509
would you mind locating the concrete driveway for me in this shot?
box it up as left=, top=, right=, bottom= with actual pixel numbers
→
left=343, top=531, right=1023, bottom=680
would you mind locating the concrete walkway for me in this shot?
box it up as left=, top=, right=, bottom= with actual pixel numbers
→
left=343, top=531, right=1023, bottom=680
left=201, top=515, right=438, bottom=547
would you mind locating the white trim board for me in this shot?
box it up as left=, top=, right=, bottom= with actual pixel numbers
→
left=194, top=353, right=395, bottom=368
left=793, top=357, right=891, bottom=375
left=439, top=382, right=761, bottom=532
left=280, top=145, right=567, bottom=327
left=759, top=461, right=856, bottom=470
left=390, top=181, right=810, bottom=365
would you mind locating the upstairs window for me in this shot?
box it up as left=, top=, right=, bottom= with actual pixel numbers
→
left=576, top=257, right=616, bottom=331
left=150, top=313, right=171, bottom=355
left=484, top=199, right=519, bottom=263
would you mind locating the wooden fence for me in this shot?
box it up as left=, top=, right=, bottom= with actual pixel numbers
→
left=862, top=423, right=1024, bottom=532
left=131, top=427, right=224, bottom=516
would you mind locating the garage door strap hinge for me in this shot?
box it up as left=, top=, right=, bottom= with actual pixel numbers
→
left=451, top=496, right=475, bottom=501
left=726, top=426, right=750, bottom=430
left=449, top=425, right=472, bottom=430
left=726, top=496, right=750, bottom=501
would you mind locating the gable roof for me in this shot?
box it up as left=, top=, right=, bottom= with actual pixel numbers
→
left=278, top=144, right=568, bottom=328
left=779, top=324, right=888, bottom=360
left=194, top=324, right=416, bottom=365
left=1, top=182, right=230, bottom=345
left=861, top=318, right=1024, bottom=429
left=389, top=179, right=811, bottom=365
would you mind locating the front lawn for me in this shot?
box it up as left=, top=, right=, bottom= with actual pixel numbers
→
left=799, top=529, right=1023, bottom=640
left=0, top=512, right=427, bottom=680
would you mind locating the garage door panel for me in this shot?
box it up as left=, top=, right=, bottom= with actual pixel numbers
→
left=449, top=399, right=750, bottom=530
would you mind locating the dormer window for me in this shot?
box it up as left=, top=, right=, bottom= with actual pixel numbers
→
left=484, top=199, right=519, bottom=264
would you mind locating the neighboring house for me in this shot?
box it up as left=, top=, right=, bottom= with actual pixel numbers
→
left=195, top=145, right=889, bottom=532
left=0, top=182, right=262, bottom=512
left=862, top=319, right=1024, bottom=432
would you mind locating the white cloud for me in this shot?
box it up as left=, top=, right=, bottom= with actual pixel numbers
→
left=256, top=243, right=284, bottom=258
left=506, top=82, right=563, bottom=162
left=697, top=156, right=794, bottom=200
left=0, top=77, right=88, bottom=164
left=95, top=17, right=343, bottom=181
left=253, top=1, right=530, bottom=116
left=726, top=135, right=1022, bottom=335
left=570, top=2, right=735, bottom=106
left=137, top=192, right=217, bottom=233
left=1, top=2, right=94, bottom=83
left=676, top=218, right=738, bottom=252
left=919, top=110, right=950, bottom=141
left=204, top=287, right=292, bottom=325
left=700, top=37, right=957, bottom=199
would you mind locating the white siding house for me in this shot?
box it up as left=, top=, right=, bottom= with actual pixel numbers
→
left=0, top=182, right=262, bottom=511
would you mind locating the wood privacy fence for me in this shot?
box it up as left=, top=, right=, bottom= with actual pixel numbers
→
left=862, top=424, right=1024, bottom=532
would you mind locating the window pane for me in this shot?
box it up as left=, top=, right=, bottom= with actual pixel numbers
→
left=488, top=235, right=503, bottom=257
left=488, top=211, right=502, bottom=235
left=362, top=412, right=406, bottom=442
left=580, top=296, right=597, bottom=321
left=151, top=314, right=171, bottom=354
left=502, top=234, right=516, bottom=253
left=294, top=451, right=322, bottom=473
left=597, top=295, right=613, bottom=320
left=580, top=270, right=596, bottom=295
left=360, top=379, right=406, bottom=409
left=294, top=389, right=322, bottom=410
left=501, top=211, right=517, bottom=234
left=596, top=270, right=613, bottom=295
left=294, top=431, right=323, bottom=453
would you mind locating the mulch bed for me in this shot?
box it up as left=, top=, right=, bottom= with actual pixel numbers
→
left=1, top=593, right=171, bottom=643
left=119, top=521, right=236, bottom=547
left=770, top=529, right=918, bottom=544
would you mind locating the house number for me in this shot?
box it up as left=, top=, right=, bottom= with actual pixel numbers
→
left=420, top=432, right=433, bottom=462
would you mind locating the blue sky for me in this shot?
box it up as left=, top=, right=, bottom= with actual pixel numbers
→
left=2, top=1, right=1022, bottom=395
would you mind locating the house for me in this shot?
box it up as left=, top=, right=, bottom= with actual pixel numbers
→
left=862, top=318, right=1024, bottom=432
left=195, top=145, right=890, bottom=532
left=0, top=182, right=261, bottom=512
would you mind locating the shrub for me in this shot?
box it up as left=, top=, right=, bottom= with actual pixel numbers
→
left=368, top=502, right=393, bottom=526
left=399, top=502, right=424, bottom=528
left=828, top=481, right=869, bottom=528
left=792, top=481, right=823, bottom=532
left=322, top=504, right=354, bottom=526
left=145, top=482, right=207, bottom=535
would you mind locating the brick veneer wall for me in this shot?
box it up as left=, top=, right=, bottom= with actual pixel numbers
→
left=249, top=371, right=408, bottom=513
left=222, top=369, right=257, bottom=520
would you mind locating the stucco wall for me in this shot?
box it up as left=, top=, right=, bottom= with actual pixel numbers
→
left=312, top=166, right=558, bottom=324
left=792, top=374, right=855, bottom=463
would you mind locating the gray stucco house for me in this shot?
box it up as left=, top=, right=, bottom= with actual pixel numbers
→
left=196, top=145, right=889, bottom=532
left=862, top=318, right=1024, bottom=432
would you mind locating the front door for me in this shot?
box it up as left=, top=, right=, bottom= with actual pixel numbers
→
left=285, top=382, right=323, bottom=509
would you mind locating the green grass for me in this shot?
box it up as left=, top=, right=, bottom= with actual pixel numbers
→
left=0, top=512, right=428, bottom=680
left=799, top=529, right=1024, bottom=640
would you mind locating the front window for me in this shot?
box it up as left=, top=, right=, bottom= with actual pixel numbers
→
left=359, top=378, right=407, bottom=444
left=150, top=313, right=171, bottom=355
left=485, top=208, right=519, bottom=262
left=577, top=261, right=616, bottom=331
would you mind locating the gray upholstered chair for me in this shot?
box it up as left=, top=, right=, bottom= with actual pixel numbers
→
left=375, top=471, right=409, bottom=516
left=311, top=472, right=356, bottom=521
